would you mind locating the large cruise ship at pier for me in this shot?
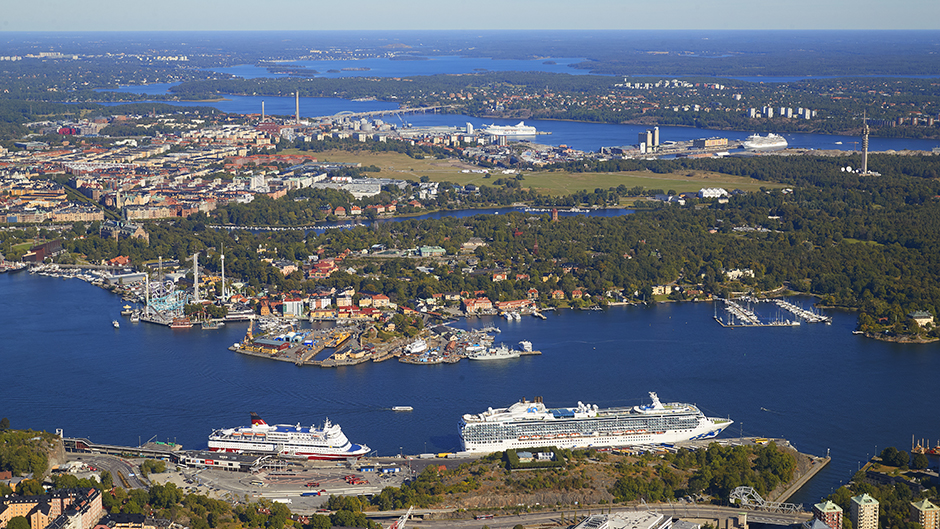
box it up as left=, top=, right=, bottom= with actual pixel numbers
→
left=482, top=121, right=537, bottom=136
left=208, top=413, right=369, bottom=460
left=742, top=133, right=788, bottom=150
left=459, top=392, right=731, bottom=453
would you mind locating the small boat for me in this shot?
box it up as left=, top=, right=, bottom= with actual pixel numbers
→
left=112, top=320, right=120, bottom=328
left=391, top=406, right=414, bottom=412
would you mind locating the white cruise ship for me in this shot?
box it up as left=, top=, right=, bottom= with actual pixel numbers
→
left=742, top=133, right=788, bottom=150
left=208, top=413, right=369, bottom=460
left=482, top=121, right=537, bottom=136
left=459, top=392, right=732, bottom=453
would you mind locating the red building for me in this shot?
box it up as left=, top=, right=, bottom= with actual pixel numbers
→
left=813, top=501, right=844, bottom=529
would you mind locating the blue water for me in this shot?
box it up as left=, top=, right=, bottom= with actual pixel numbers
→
left=101, top=84, right=940, bottom=153
left=210, top=56, right=590, bottom=79
left=3, top=270, right=939, bottom=505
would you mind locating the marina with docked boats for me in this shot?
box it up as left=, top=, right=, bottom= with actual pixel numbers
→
left=714, top=296, right=832, bottom=327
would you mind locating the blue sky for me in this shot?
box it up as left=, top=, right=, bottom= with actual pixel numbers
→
left=3, top=0, right=939, bottom=31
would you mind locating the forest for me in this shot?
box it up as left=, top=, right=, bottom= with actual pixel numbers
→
left=608, top=443, right=796, bottom=503
left=366, top=442, right=797, bottom=510
left=0, top=419, right=55, bottom=479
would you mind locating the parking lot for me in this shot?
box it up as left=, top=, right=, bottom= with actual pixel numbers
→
left=146, top=457, right=416, bottom=512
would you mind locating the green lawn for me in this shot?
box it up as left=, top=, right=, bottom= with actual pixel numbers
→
left=521, top=169, right=781, bottom=196
left=286, top=149, right=784, bottom=196
left=842, top=238, right=884, bottom=246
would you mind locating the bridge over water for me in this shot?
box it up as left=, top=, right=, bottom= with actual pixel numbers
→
left=310, top=105, right=456, bottom=122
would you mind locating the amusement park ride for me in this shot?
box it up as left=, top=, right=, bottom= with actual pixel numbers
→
left=135, top=249, right=233, bottom=327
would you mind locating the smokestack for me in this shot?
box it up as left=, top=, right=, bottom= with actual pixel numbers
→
left=261, top=101, right=265, bottom=121
left=296, top=91, right=300, bottom=124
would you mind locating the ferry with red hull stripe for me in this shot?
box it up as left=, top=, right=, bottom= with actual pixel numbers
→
left=208, top=412, right=369, bottom=460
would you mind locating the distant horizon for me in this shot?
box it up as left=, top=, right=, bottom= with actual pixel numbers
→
left=4, top=29, right=940, bottom=33
left=2, top=0, right=938, bottom=33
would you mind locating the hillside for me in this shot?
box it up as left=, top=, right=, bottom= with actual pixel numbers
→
left=369, top=443, right=811, bottom=514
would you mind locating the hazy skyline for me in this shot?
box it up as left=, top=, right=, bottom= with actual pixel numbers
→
left=3, top=0, right=939, bottom=31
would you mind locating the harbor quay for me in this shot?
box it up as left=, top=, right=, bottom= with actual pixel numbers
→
left=62, top=435, right=828, bottom=516
left=229, top=316, right=541, bottom=367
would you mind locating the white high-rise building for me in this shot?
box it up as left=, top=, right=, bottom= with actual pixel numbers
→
left=851, top=493, right=879, bottom=529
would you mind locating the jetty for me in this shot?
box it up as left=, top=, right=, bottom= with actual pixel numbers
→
left=773, top=299, right=832, bottom=324
left=714, top=297, right=830, bottom=327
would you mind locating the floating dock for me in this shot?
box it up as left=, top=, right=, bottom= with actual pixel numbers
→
left=715, top=297, right=830, bottom=327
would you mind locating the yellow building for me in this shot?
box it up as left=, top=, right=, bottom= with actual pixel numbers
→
left=912, top=499, right=940, bottom=529
left=851, top=493, right=879, bottom=529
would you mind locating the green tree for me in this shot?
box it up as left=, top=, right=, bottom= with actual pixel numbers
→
left=911, top=453, right=929, bottom=470
left=7, top=517, right=30, bottom=529
left=16, top=479, right=44, bottom=496
left=99, top=470, right=113, bottom=489
left=305, top=515, right=332, bottom=529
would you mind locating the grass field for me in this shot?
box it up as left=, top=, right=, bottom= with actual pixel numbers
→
left=287, top=149, right=783, bottom=196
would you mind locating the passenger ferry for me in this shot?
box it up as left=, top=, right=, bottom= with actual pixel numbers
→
left=208, top=412, right=369, bottom=460
left=482, top=122, right=537, bottom=136
left=458, top=392, right=732, bottom=453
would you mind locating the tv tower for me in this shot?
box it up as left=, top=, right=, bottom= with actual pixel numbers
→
left=861, top=111, right=870, bottom=175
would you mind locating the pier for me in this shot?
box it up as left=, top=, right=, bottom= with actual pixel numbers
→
left=774, top=299, right=832, bottom=324
left=714, top=297, right=831, bottom=327
left=63, top=437, right=181, bottom=458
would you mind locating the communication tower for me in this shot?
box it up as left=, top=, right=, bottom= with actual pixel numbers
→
left=862, top=111, right=870, bottom=175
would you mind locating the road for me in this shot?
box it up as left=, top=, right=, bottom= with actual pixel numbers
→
left=69, top=454, right=148, bottom=489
